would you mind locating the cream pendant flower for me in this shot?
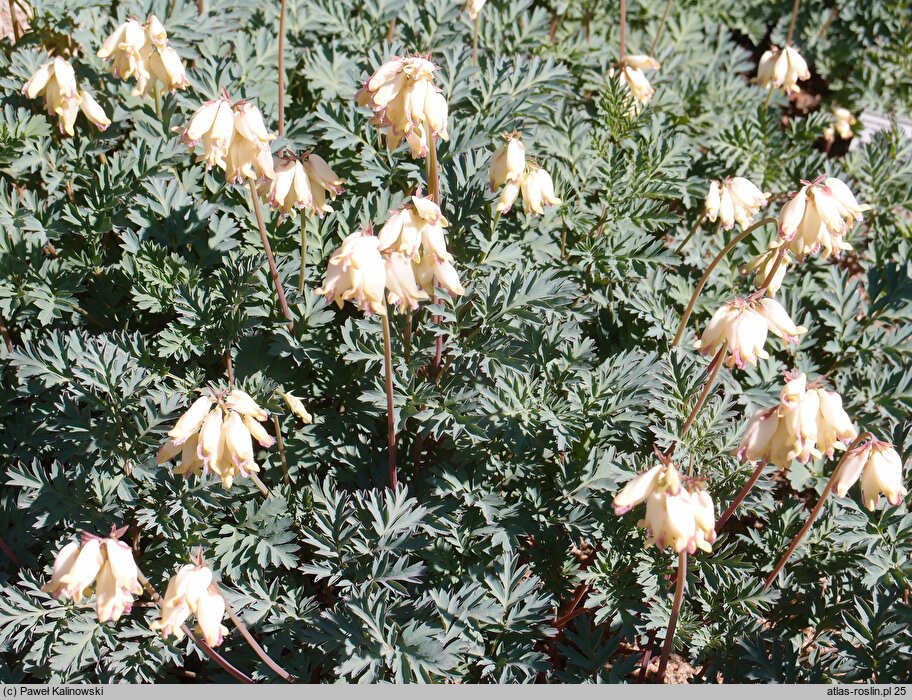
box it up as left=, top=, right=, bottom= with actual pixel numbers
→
left=489, top=135, right=562, bottom=217
left=356, top=54, right=449, bottom=159
left=151, top=562, right=222, bottom=643
left=757, top=45, right=810, bottom=94
left=824, top=106, right=856, bottom=143
left=777, top=177, right=870, bottom=261
left=316, top=228, right=388, bottom=316
left=704, top=177, right=770, bottom=230
left=22, top=57, right=111, bottom=136
left=41, top=530, right=142, bottom=623
left=613, top=463, right=716, bottom=554
left=835, top=440, right=907, bottom=510
left=158, top=390, right=274, bottom=489
left=489, top=132, right=526, bottom=191
left=98, top=15, right=188, bottom=96
left=264, top=152, right=344, bottom=217
left=694, top=298, right=807, bottom=369
left=179, top=94, right=276, bottom=183
left=737, top=372, right=857, bottom=469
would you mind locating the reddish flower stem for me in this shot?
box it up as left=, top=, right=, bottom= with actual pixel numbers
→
left=222, top=596, right=295, bottom=682
left=247, top=178, right=294, bottom=331
left=137, top=570, right=253, bottom=684
left=764, top=432, right=872, bottom=589
left=656, top=551, right=687, bottom=681
left=671, top=217, right=777, bottom=347
left=382, top=310, right=398, bottom=489
left=716, top=460, right=767, bottom=532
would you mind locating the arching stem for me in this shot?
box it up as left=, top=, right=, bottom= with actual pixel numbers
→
left=648, top=0, right=673, bottom=56
left=671, top=217, right=777, bottom=347
left=137, top=570, right=253, bottom=684
left=785, top=0, right=801, bottom=46
left=764, top=432, right=872, bottom=589
left=657, top=551, right=687, bottom=681
left=679, top=341, right=727, bottom=437
left=472, top=16, right=480, bottom=65
left=382, top=309, right=398, bottom=489
left=222, top=595, right=295, bottom=682
left=247, top=178, right=294, bottom=331
left=674, top=215, right=707, bottom=256
left=716, top=460, right=767, bottom=532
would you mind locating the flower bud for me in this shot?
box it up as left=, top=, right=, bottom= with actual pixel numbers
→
left=521, top=165, right=562, bottom=215
left=385, top=251, right=429, bottom=310
left=78, top=90, right=111, bottom=131
left=281, top=391, right=313, bottom=424
left=223, top=410, right=255, bottom=472
left=197, top=409, right=224, bottom=472
left=815, top=389, right=857, bottom=458
left=244, top=414, right=276, bottom=447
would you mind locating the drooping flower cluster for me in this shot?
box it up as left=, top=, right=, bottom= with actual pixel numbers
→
left=179, top=94, right=276, bottom=183
left=757, top=45, right=810, bottom=94
left=835, top=440, right=907, bottom=511
left=777, top=176, right=870, bottom=260
left=42, top=532, right=142, bottom=623
left=489, top=133, right=561, bottom=216
left=264, top=152, right=344, bottom=218
left=378, top=192, right=465, bottom=303
left=157, top=390, right=275, bottom=489
left=613, top=464, right=717, bottom=554
left=97, top=15, right=188, bottom=96
left=317, top=193, right=466, bottom=316
left=356, top=54, right=449, bottom=159
left=824, top=106, right=856, bottom=144
left=741, top=175, right=869, bottom=296
left=612, top=55, right=660, bottom=107
left=704, top=177, right=771, bottom=231
left=22, top=57, right=111, bottom=136
left=738, top=372, right=857, bottom=468
left=151, top=562, right=228, bottom=647
left=694, top=297, right=807, bottom=368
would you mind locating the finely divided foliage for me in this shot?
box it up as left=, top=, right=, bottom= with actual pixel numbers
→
left=1, top=0, right=911, bottom=685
